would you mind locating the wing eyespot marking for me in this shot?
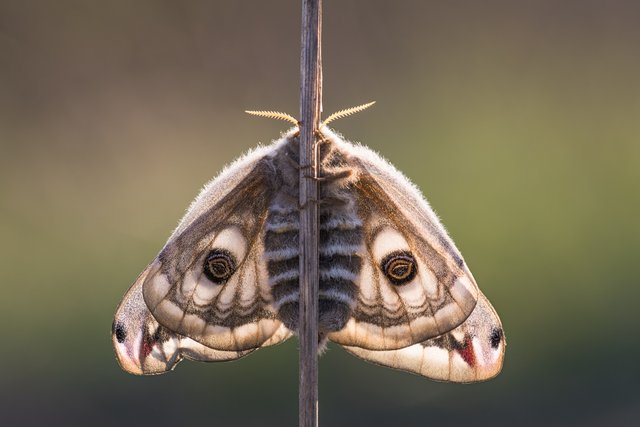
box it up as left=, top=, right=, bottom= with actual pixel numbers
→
left=113, top=321, right=126, bottom=343
left=203, top=249, right=237, bottom=284
left=490, top=328, right=503, bottom=349
left=381, top=250, right=418, bottom=286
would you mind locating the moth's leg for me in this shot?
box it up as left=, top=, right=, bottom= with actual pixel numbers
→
left=286, top=156, right=317, bottom=175
left=314, top=131, right=332, bottom=162
left=304, top=169, right=352, bottom=182
left=314, top=129, right=330, bottom=144
left=294, top=130, right=335, bottom=174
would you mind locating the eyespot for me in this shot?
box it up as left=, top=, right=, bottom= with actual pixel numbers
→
left=113, top=321, right=126, bottom=343
left=203, top=249, right=237, bottom=284
left=490, top=328, right=503, bottom=349
left=381, top=250, right=418, bottom=285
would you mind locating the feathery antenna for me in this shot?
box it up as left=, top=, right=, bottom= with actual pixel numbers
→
left=322, top=101, right=375, bottom=126
left=245, top=110, right=299, bottom=125
left=245, top=101, right=375, bottom=128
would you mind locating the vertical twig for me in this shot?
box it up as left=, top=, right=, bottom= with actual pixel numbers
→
left=298, top=1, right=322, bottom=427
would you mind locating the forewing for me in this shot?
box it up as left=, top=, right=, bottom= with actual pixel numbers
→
left=141, top=153, right=292, bottom=352
left=343, top=292, right=505, bottom=383
left=112, top=265, right=255, bottom=375
left=326, top=131, right=479, bottom=350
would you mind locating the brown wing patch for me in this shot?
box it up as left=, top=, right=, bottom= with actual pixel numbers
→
left=143, top=160, right=290, bottom=352
left=328, top=171, right=478, bottom=350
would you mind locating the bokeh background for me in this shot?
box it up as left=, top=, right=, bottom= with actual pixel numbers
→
left=1, top=1, right=639, bottom=426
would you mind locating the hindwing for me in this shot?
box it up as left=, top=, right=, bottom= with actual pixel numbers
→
left=343, top=292, right=505, bottom=382
left=112, top=265, right=251, bottom=375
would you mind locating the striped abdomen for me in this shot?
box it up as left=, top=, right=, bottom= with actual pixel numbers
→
left=264, top=205, right=362, bottom=335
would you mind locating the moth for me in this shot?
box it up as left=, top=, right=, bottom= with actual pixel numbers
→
left=112, top=105, right=505, bottom=383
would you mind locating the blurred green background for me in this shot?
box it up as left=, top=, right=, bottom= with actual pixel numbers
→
left=1, top=1, right=639, bottom=425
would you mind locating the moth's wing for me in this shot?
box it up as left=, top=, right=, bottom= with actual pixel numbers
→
left=326, top=130, right=479, bottom=350
left=141, top=146, right=293, bottom=352
left=112, top=265, right=256, bottom=375
left=342, top=292, right=505, bottom=383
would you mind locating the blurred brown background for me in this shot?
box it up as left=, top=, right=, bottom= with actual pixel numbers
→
left=1, top=1, right=639, bottom=426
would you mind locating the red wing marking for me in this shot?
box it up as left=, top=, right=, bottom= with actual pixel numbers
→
left=456, top=335, right=477, bottom=367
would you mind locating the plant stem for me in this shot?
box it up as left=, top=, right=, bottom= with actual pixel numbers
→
left=298, top=0, right=322, bottom=426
